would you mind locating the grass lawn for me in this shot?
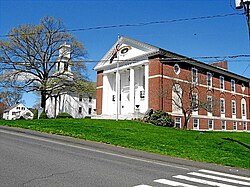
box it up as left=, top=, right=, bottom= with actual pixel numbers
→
left=0, top=119, right=249, bottom=169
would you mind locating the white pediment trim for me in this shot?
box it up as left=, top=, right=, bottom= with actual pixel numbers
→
left=94, top=36, right=159, bottom=71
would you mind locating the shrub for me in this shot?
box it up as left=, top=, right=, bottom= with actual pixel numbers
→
left=57, top=112, right=73, bottom=118
left=149, top=110, right=174, bottom=127
left=39, top=110, right=48, bottom=119
left=33, top=109, right=38, bottom=119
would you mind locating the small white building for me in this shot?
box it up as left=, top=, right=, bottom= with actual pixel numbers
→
left=45, top=44, right=96, bottom=118
left=3, top=103, right=33, bottom=120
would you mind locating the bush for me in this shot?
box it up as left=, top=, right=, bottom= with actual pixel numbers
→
left=39, top=110, right=48, bottom=119
left=33, top=109, right=38, bottom=119
left=57, top=112, right=73, bottom=118
left=149, top=110, right=174, bottom=127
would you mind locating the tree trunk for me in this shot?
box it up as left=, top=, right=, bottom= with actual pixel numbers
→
left=183, top=114, right=188, bottom=130
left=41, top=90, right=46, bottom=109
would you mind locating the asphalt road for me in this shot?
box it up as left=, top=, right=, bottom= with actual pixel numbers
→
left=0, top=127, right=249, bottom=187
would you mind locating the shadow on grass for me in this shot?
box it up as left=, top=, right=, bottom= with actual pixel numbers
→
left=222, top=138, right=250, bottom=149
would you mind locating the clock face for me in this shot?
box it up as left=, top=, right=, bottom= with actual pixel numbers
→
left=120, top=47, right=129, bottom=54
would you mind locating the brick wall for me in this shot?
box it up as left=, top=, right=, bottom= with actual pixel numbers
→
left=147, top=56, right=250, bottom=131
left=96, top=71, right=103, bottom=115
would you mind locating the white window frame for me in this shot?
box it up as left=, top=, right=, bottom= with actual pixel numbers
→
left=243, top=122, right=247, bottom=131
left=233, top=121, right=237, bottom=130
left=193, top=118, right=199, bottom=130
left=207, top=72, right=212, bottom=88
left=241, top=98, right=246, bottom=118
left=207, top=96, right=213, bottom=115
left=232, top=100, right=236, bottom=116
left=78, top=107, right=82, bottom=114
left=192, top=68, right=198, bottom=84
left=221, top=120, right=226, bottom=130
left=220, top=98, right=225, bottom=114
left=175, top=117, right=181, bottom=128
left=191, top=93, right=198, bottom=111
left=231, top=79, right=235, bottom=92
left=208, top=119, right=213, bottom=130
left=220, top=76, right=224, bottom=90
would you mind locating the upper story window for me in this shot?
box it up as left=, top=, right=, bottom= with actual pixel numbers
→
left=191, top=93, right=198, bottom=111
left=231, top=79, right=235, bottom=92
left=207, top=72, right=212, bottom=88
left=220, top=98, right=225, bottom=114
left=207, top=96, right=213, bottom=113
left=241, top=83, right=245, bottom=92
left=232, top=100, right=236, bottom=115
left=241, top=98, right=246, bottom=117
left=89, top=97, right=92, bottom=102
left=174, top=64, right=180, bottom=75
left=16, top=107, right=20, bottom=110
left=220, top=76, right=224, bottom=90
left=192, top=68, right=198, bottom=84
left=79, top=95, right=83, bottom=102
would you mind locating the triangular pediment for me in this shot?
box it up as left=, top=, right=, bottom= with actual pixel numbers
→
left=94, top=36, right=159, bottom=71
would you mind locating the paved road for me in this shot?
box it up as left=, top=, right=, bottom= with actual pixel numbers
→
left=0, top=127, right=249, bottom=187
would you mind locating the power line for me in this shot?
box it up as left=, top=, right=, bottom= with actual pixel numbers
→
left=0, top=12, right=244, bottom=38
left=1, top=54, right=249, bottom=63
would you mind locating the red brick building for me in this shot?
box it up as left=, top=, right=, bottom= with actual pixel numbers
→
left=94, top=36, right=250, bottom=131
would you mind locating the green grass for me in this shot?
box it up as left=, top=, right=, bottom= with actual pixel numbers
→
left=1, top=119, right=249, bottom=169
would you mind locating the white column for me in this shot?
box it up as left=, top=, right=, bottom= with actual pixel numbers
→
left=116, top=70, right=121, bottom=119
left=145, top=64, right=149, bottom=109
left=130, top=68, right=135, bottom=113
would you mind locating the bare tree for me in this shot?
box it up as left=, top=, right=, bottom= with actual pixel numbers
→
left=169, top=75, right=218, bottom=129
left=0, top=16, right=88, bottom=109
left=0, top=87, right=24, bottom=107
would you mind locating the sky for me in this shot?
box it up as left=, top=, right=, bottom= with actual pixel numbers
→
left=0, top=0, right=249, bottom=108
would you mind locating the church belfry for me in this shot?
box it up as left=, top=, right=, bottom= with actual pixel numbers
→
left=57, top=43, right=71, bottom=73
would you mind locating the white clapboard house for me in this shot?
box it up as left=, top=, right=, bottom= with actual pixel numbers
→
left=3, top=103, right=33, bottom=120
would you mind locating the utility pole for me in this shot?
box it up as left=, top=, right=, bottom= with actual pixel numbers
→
left=236, top=0, right=250, bottom=39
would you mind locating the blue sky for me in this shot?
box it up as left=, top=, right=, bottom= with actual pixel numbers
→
left=0, top=0, right=249, bottom=108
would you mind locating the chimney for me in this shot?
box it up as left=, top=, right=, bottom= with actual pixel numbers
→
left=210, top=61, right=228, bottom=70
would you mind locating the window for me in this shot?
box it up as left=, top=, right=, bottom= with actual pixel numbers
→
left=174, top=64, right=180, bottom=75
left=232, top=100, right=236, bottom=115
left=191, top=93, right=198, bottom=111
left=79, top=95, right=83, bottom=102
left=241, top=83, right=245, bottom=92
left=233, top=121, right=237, bottom=130
left=175, top=117, right=181, bottom=128
left=112, top=95, right=115, bottom=102
left=243, top=122, right=247, bottom=131
left=207, top=96, right=213, bottom=113
left=78, top=107, right=82, bottom=114
left=207, top=72, right=212, bottom=87
left=17, top=107, right=20, bottom=110
left=88, top=108, right=92, bottom=115
left=208, top=119, right=213, bottom=130
left=221, top=120, right=226, bottom=130
left=89, top=97, right=92, bottom=102
left=64, top=61, right=69, bottom=71
left=220, top=76, right=224, bottom=90
left=220, top=98, right=225, bottom=114
left=231, top=79, right=235, bottom=92
left=193, top=118, right=199, bottom=129
left=192, top=68, right=198, bottom=84
left=241, top=98, right=246, bottom=117
left=21, top=107, right=25, bottom=110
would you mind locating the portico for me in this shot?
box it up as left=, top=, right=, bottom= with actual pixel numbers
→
left=102, top=62, right=149, bottom=117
